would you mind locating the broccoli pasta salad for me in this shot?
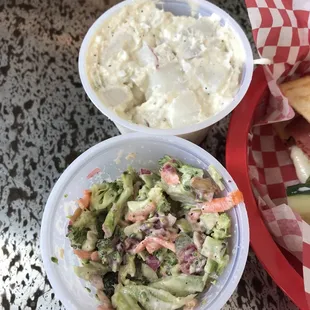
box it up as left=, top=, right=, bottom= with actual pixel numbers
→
left=66, top=156, right=244, bottom=310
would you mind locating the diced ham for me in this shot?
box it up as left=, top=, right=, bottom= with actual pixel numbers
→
left=90, top=251, right=101, bottom=262
left=126, top=202, right=156, bottom=222
left=160, top=164, right=180, bottom=185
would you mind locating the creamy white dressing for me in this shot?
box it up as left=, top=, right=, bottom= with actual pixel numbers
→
left=87, top=0, right=244, bottom=129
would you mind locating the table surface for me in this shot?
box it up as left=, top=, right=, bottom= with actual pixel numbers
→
left=0, top=0, right=299, bottom=309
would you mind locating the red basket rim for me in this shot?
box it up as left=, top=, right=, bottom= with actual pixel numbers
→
left=226, top=66, right=308, bottom=310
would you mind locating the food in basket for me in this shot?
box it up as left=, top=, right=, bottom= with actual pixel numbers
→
left=66, top=156, right=243, bottom=309
left=86, top=0, right=244, bottom=129
left=273, top=76, right=310, bottom=223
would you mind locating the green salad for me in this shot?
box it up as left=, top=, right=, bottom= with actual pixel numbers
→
left=66, top=156, right=243, bottom=310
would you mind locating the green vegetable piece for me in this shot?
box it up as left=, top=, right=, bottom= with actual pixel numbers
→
left=137, top=184, right=150, bottom=201
left=124, top=222, right=142, bottom=238
left=74, top=261, right=109, bottom=281
left=141, top=263, right=158, bottom=282
left=178, top=164, right=204, bottom=190
left=119, top=254, right=136, bottom=285
left=103, top=169, right=135, bottom=238
left=122, top=285, right=196, bottom=310
left=51, top=256, right=58, bottom=264
left=202, top=258, right=218, bottom=284
left=176, top=218, right=192, bottom=233
left=150, top=274, right=205, bottom=297
left=137, top=251, right=147, bottom=261
left=154, top=249, right=178, bottom=277
left=200, top=213, right=219, bottom=232
left=85, top=287, right=91, bottom=293
left=211, top=229, right=228, bottom=240
left=217, top=213, right=231, bottom=230
left=162, top=182, right=196, bottom=205
left=175, top=233, right=193, bottom=255
left=107, top=251, right=122, bottom=272
left=211, top=214, right=231, bottom=240
left=216, top=254, right=229, bottom=275
left=287, top=183, right=310, bottom=223
left=96, top=239, right=114, bottom=264
left=82, top=231, right=98, bottom=251
left=66, top=226, right=88, bottom=249
left=207, top=165, right=225, bottom=191
left=112, top=284, right=142, bottom=310
left=201, top=236, right=227, bottom=263
left=127, top=185, right=171, bottom=214
left=103, top=272, right=118, bottom=298
left=307, top=176, right=310, bottom=184
left=72, top=210, right=97, bottom=231
left=90, top=182, right=121, bottom=211
left=140, top=173, right=160, bottom=188
left=158, top=156, right=182, bottom=169
left=170, top=264, right=180, bottom=276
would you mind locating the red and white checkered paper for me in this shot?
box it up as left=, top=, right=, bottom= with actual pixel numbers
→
left=245, top=0, right=310, bottom=306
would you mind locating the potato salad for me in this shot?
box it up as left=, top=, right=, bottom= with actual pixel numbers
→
left=86, top=0, right=244, bottom=129
left=66, top=156, right=244, bottom=310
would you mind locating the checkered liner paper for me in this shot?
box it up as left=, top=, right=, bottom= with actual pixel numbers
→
left=245, top=0, right=310, bottom=306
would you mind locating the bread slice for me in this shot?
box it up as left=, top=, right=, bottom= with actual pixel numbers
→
left=280, top=76, right=310, bottom=123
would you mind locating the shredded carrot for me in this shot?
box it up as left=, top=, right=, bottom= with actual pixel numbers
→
left=133, top=236, right=176, bottom=254
left=70, top=207, right=82, bottom=223
left=73, top=249, right=92, bottom=260
left=77, top=190, right=92, bottom=209
left=201, top=190, right=244, bottom=213
left=87, top=167, right=101, bottom=179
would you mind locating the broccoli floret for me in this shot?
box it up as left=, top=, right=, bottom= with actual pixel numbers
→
left=90, top=182, right=122, bottom=211
left=95, top=211, right=107, bottom=240
left=119, top=254, right=136, bottom=284
left=73, top=210, right=97, bottom=230
left=140, top=173, right=160, bottom=188
left=67, top=226, right=88, bottom=249
left=211, top=213, right=231, bottom=240
left=156, top=194, right=171, bottom=213
left=178, top=164, right=204, bottom=190
left=158, top=156, right=182, bottom=169
left=103, top=272, right=119, bottom=298
left=107, top=251, right=122, bottom=272
left=161, top=182, right=196, bottom=205
left=127, top=185, right=171, bottom=215
left=137, top=184, right=150, bottom=201
left=97, top=239, right=114, bottom=264
left=154, top=249, right=178, bottom=276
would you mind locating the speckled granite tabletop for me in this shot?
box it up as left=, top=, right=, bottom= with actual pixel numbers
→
left=0, top=0, right=300, bottom=309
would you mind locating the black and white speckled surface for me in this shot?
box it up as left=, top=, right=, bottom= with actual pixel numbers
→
left=0, top=0, right=298, bottom=309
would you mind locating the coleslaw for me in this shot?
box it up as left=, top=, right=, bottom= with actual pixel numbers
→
left=66, top=156, right=243, bottom=310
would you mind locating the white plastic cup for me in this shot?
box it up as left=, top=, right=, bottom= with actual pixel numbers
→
left=78, top=0, right=253, bottom=144
left=40, top=133, right=249, bottom=310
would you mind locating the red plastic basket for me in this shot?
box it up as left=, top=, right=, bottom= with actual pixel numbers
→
left=226, top=66, right=308, bottom=309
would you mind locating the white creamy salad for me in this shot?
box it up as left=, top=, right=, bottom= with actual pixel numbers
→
left=87, top=0, right=244, bottom=129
